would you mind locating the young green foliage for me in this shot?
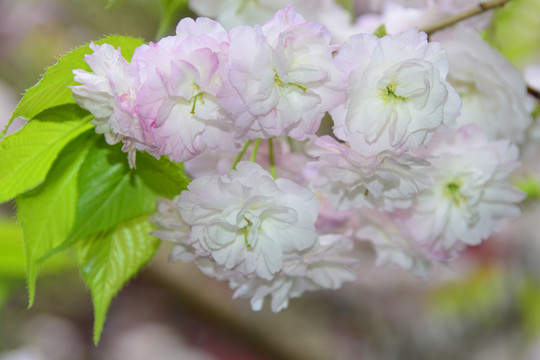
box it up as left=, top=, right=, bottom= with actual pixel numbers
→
left=16, top=131, right=96, bottom=306
left=76, top=216, right=160, bottom=345
left=0, top=105, right=93, bottom=203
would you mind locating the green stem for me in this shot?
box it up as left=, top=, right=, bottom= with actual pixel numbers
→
left=250, top=138, right=262, bottom=162
left=268, top=138, right=277, bottom=179
left=231, top=140, right=252, bottom=170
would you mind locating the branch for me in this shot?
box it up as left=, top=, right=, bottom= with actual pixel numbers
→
left=528, top=85, right=540, bottom=101
left=420, top=0, right=512, bottom=36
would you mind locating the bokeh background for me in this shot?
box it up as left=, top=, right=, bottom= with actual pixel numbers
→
left=1, top=0, right=540, bottom=359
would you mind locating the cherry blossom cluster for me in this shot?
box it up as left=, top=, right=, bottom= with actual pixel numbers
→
left=71, top=5, right=531, bottom=311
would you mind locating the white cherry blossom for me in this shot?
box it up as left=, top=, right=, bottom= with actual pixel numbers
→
left=177, top=161, right=319, bottom=280
left=408, top=125, right=525, bottom=250
left=333, top=28, right=461, bottom=156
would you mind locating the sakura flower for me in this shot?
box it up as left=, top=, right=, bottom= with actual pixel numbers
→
left=133, top=17, right=237, bottom=162
left=71, top=43, right=151, bottom=164
left=408, top=125, right=525, bottom=250
left=177, top=161, right=320, bottom=280
left=152, top=184, right=356, bottom=312
left=306, top=135, right=430, bottom=211
left=231, top=234, right=357, bottom=312
left=432, top=27, right=534, bottom=143
left=219, top=6, right=344, bottom=141
left=332, top=28, right=461, bottom=156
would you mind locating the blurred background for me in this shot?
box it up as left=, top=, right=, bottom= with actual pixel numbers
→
left=2, top=0, right=540, bottom=359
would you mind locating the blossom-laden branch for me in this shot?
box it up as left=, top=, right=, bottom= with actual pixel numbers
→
left=420, top=0, right=513, bottom=35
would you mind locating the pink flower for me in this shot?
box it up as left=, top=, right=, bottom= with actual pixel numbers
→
left=133, top=17, right=237, bottom=162
left=71, top=43, right=153, bottom=165
left=219, top=6, right=344, bottom=141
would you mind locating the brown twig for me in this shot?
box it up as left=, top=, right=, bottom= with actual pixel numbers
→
left=420, top=0, right=513, bottom=36
left=528, top=85, right=540, bottom=101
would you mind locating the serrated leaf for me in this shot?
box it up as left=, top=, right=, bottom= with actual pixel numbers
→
left=62, top=139, right=157, bottom=247
left=0, top=105, right=93, bottom=203
left=136, top=152, right=190, bottom=198
left=76, top=216, right=159, bottom=344
left=3, top=35, right=145, bottom=136
left=16, top=131, right=96, bottom=306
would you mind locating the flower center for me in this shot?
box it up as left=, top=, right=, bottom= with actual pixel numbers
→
left=444, top=180, right=466, bottom=206
left=381, top=82, right=407, bottom=103
left=274, top=73, right=307, bottom=92
left=189, top=83, right=205, bottom=114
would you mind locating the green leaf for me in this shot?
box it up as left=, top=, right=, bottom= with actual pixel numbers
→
left=0, top=105, right=93, bottom=203
left=16, top=131, right=96, bottom=306
left=76, top=216, right=159, bottom=344
left=62, top=139, right=158, bottom=247
left=3, top=35, right=145, bottom=136
left=136, top=152, right=190, bottom=198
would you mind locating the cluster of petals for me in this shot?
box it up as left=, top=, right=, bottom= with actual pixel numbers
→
left=72, top=7, right=344, bottom=164
left=355, top=125, right=525, bottom=275
left=332, top=28, right=461, bottom=157
left=219, top=6, right=344, bottom=141
left=132, top=17, right=237, bottom=162
left=72, top=6, right=531, bottom=308
left=176, top=161, right=320, bottom=280
left=407, top=125, right=525, bottom=251
left=151, top=161, right=357, bottom=311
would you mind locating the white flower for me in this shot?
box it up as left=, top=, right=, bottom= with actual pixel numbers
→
left=432, top=27, right=534, bottom=143
left=306, top=135, right=430, bottom=211
left=333, top=28, right=461, bottom=156
left=408, top=125, right=525, bottom=250
left=177, top=161, right=320, bottom=280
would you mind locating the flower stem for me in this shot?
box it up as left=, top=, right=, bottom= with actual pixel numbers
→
left=250, top=138, right=262, bottom=162
left=268, top=138, right=277, bottom=179
left=420, top=0, right=512, bottom=36
left=231, top=140, right=252, bottom=170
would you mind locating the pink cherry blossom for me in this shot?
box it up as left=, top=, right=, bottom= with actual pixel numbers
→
left=219, top=6, right=344, bottom=141
left=133, top=17, right=237, bottom=162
